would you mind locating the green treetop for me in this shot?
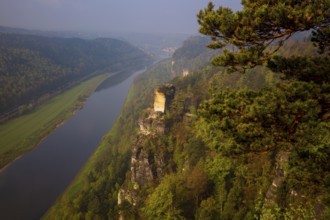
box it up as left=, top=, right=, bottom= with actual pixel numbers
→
left=197, top=0, right=330, bottom=71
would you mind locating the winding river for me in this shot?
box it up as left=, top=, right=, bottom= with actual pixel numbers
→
left=0, top=68, right=145, bottom=220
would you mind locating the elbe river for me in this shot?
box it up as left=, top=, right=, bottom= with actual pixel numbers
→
left=0, top=68, right=145, bottom=220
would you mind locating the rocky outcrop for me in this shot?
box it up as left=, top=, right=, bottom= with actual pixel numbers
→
left=132, top=108, right=168, bottom=186
left=154, top=90, right=166, bottom=113
left=153, top=84, right=175, bottom=113
left=130, top=135, right=167, bottom=187
left=264, top=151, right=290, bottom=207
left=139, top=109, right=165, bottom=135
left=182, top=69, right=189, bottom=77
left=154, top=153, right=165, bottom=179
left=131, top=136, right=154, bottom=185
left=118, top=85, right=175, bottom=219
left=118, top=189, right=137, bottom=206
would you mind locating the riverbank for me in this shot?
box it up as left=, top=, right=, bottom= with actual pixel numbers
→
left=43, top=60, right=174, bottom=219
left=0, top=73, right=110, bottom=170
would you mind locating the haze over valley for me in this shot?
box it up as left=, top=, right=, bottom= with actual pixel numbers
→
left=0, top=1, right=329, bottom=219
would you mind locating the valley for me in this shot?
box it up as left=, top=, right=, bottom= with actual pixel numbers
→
left=0, top=1, right=329, bottom=219
left=0, top=68, right=147, bottom=220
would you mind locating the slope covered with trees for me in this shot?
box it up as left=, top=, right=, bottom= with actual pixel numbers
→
left=0, top=33, right=153, bottom=115
left=132, top=1, right=329, bottom=219
left=45, top=1, right=329, bottom=219
left=44, top=37, right=216, bottom=219
left=127, top=47, right=329, bottom=219
left=120, top=1, right=329, bottom=219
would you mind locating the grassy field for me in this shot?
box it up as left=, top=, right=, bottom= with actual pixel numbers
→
left=0, top=74, right=110, bottom=170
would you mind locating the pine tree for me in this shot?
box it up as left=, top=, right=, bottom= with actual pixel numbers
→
left=197, top=0, right=330, bottom=72
left=197, top=1, right=330, bottom=218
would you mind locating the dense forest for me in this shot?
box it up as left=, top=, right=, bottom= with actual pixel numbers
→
left=117, top=39, right=330, bottom=220
left=46, top=1, right=329, bottom=219
left=0, top=32, right=153, bottom=115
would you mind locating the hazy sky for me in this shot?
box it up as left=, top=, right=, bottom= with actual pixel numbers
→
left=0, top=0, right=241, bottom=34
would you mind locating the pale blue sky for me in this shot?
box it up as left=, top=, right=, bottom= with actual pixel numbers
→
left=0, top=0, right=241, bottom=34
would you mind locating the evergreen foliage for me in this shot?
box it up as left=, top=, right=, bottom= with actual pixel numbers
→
left=136, top=1, right=330, bottom=219
left=267, top=56, right=330, bottom=83
left=197, top=0, right=330, bottom=71
left=198, top=81, right=328, bottom=155
left=194, top=0, right=330, bottom=218
left=312, top=26, right=330, bottom=55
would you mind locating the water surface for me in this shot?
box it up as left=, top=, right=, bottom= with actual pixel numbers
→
left=0, top=69, right=144, bottom=220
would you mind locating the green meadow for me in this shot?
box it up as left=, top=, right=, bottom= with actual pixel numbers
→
left=0, top=74, right=109, bottom=170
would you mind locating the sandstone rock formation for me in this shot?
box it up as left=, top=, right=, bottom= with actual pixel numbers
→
left=118, top=84, right=175, bottom=219
left=264, top=151, right=290, bottom=208
left=130, top=136, right=154, bottom=185
left=153, top=84, right=175, bottom=113
left=182, top=69, right=189, bottom=77
left=138, top=108, right=165, bottom=135
left=154, top=90, right=166, bottom=113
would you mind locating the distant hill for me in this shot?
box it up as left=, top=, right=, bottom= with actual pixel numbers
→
left=0, top=25, right=95, bottom=39
left=0, top=26, right=190, bottom=59
left=171, top=36, right=216, bottom=75
left=0, top=32, right=153, bottom=114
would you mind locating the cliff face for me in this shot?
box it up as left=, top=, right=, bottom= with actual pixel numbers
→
left=131, top=135, right=155, bottom=186
left=182, top=69, right=190, bottom=77
left=130, top=85, right=175, bottom=187
left=138, top=109, right=165, bottom=135
left=153, top=84, right=175, bottom=113
left=118, top=85, right=175, bottom=217
left=130, top=134, right=167, bottom=187
left=131, top=85, right=175, bottom=187
left=154, top=91, right=166, bottom=113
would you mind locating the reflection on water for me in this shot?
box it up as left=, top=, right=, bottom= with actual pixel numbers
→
left=96, top=70, right=134, bottom=92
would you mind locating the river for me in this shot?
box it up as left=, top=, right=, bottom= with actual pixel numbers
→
left=0, top=68, right=145, bottom=220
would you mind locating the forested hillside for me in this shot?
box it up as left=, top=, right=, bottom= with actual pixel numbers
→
left=115, top=38, right=328, bottom=220
left=171, top=36, right=216, bottom=76
left=44, top=36, right=215, bottom=219
left=44, top=34, right=321, bottom=219
left=0, top=33, right=153, bottom=114
left=45, top=1, right=329, bottom=219
left=113, top=2, right=328, bottom=219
